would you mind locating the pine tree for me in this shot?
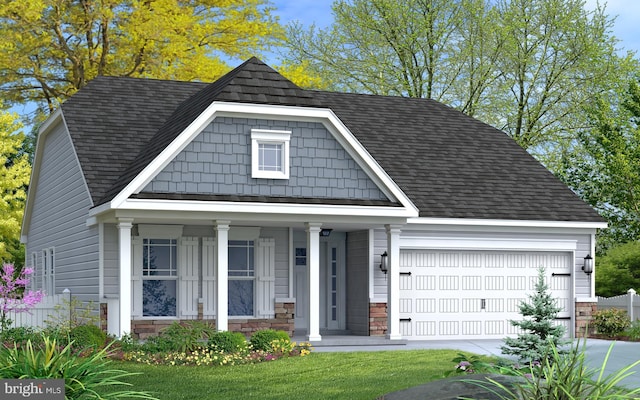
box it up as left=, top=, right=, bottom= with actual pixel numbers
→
left=501, top=267, right=566, bottom=362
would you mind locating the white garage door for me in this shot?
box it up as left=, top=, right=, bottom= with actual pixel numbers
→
left=398, top=250, right=572, bottom=340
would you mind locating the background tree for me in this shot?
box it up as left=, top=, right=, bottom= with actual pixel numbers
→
left=501, top=267, right=566, bottom=362
left=283, top=0, right=631, bottom=168
left=0, top=107, right=31, bottom=265
left=594, top=241, right=640, bottom=297
left=563, top=79, right=640, bottom=250
left=0, top=0, right=283, bottom=115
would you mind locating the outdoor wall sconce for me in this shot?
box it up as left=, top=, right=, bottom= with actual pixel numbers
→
left=582, top=254, right=593, bottom=275
left=379, top=251, right=388, bottom=274
left=320, top=228, right=333, bottom=237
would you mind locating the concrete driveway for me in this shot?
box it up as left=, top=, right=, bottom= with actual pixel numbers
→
left=309, top=337, right=640, bottom=388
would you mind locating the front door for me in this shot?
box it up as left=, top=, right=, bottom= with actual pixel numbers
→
left=294, top=232, right=346, bottom=333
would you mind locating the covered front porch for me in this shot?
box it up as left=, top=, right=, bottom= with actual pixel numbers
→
left=100, top=212, right=406, bottom=342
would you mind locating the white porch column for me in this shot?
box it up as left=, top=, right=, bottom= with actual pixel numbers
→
left=306, top=222, right=322, bottom=341
left=215, top=221, right=230, bottom=331
left=386, top=224, right=403, bottom=340
left=117, top=218, right=133, bottom=338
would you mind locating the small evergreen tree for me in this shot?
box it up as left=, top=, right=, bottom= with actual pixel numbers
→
left=501, top=267, right=566, bottom=362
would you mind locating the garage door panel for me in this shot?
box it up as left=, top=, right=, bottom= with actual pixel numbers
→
left=416, top=298, right=436, bottom=313
left=416, top=321, right=436, bottom=336
left=439, top=275, right=459, bottom=290
left=439, top=321, right=459, bottom=335
left=485, top=320, right=505, bottom=335
left=461, top=253, right=483, bottom=268
left=485, top=276, right=504, bottom=290
left=462, top=321, right=482, bottom=335
left=415, top=252, right=437, bottom=268
left=439, top=253, right=460, bottom=267
left=439, top=298, right=459, bottom=313
left=462, top=276, right=482, bottom=290
left=462, top=298, right=482, bottom=312
left=400, top=249, right=572, bottom=340
left=506, top=276, right=527, bottom=290
left=416, top=275, right=436, bottom=290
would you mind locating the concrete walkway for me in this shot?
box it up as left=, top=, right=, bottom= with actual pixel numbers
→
left=300, top=337, right=640, bottom=389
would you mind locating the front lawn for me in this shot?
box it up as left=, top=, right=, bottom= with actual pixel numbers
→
left=112, top=349, right=470, bottom=399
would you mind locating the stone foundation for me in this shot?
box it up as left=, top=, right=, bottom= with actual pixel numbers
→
left=100, top=303, right=107, bottom=332
left=369, top=302, right=388, bottom=336
left=130, top=302, right=295, bottom=339
left=575, top=301, right=597, bottom=337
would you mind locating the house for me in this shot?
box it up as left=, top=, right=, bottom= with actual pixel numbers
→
left=21, top=57, right=606, bottom=341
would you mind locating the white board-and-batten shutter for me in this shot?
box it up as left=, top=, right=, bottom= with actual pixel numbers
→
left=179, top=237, right=199, bottom=318
left=202, top=237, right=216, bottom=318
left=131, top=237, right=143, bottom=318
left=256, top=238, right=276, bottom=318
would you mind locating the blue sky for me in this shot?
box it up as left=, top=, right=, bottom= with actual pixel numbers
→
left=269, top=0, right=640, bottom=60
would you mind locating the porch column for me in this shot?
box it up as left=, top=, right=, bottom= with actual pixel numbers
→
left=306, top=222, right=322, bottom=341
left=215, top=221, right=230, bottom=331
left=386, top=224, right=402, bottom=340
left=117, top=218, right=133, bottom=338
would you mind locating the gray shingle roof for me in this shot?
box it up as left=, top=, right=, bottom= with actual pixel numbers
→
left=61, top=57, right=603, bottom=222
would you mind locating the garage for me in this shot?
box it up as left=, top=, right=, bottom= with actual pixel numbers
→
left=398, top=249, right=572, bottom=340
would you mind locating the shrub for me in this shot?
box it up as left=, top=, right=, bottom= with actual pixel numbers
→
left=161, top=321, right=215, bottom=352
left=208, top=331, right=248, bottom=353
left=625, top=320, right=640, bottom=340
left=0, top=326, right=39, bottom=345
left=0, top=335, right=157, bottom=399
left=592, top=308, right=631, bottom=337
left=69, top=324, right=107, bottom=351
left=250, top=329, right=290, bottom=352
left=45, top=296, right=99, bottom=333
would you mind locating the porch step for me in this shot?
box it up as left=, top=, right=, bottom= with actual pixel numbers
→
left=292, top=335, right=408, bottom=347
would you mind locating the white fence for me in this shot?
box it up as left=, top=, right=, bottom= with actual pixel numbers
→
left=597, top=289, right=640, bottom=321
left=4, top=292, right=69, bottom=329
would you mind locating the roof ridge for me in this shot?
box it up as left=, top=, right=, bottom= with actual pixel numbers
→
left=96, top=57, right=310, bottom=204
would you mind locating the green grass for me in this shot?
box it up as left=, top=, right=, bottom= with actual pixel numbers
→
left=111, top=349, right=475, bottom=399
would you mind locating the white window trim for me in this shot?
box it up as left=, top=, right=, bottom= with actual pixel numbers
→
left=140, top=238, right=179, bottom=318
left=251, top=129, right=291, bottom=179
left=228, top=239, right=256, bottom=318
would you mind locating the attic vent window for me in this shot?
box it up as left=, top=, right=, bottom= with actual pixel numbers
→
left=251, top=129, right=291, bottom=179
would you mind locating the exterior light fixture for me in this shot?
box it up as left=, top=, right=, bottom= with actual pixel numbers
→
left=379, top=251, right=388, bottom=274
left=582, top=254, right=593, bottom=275
left=320, top=229, right=333, bottom=237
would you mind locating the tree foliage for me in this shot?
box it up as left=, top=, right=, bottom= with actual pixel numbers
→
left=595, top=241, right=640, bottom=297
left=0, top=108, right=30, bottom=265
left=564, top=79, right=640, bottom=249
left=501, top=267, right=566, bottom=362
left=284, top=0, right=632, bottom=162
left=0, top=0, right=283, bottom=114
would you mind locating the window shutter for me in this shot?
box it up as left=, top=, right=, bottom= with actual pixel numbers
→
left=256, top=238, right=275, bottom=318
left=131, top=237, right=143, bottom=317
left=202, top=237, right=216, bottom=318
left=179, top=237, right=199, bottom=318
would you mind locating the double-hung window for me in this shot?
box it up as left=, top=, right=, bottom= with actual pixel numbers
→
left=251, top=129, right=291, bottom=179
left=41, top=248, right=55, bottom=294
left=142, top=239, right=177, bottom=317
left=228, top=240, right=255, bottom=316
